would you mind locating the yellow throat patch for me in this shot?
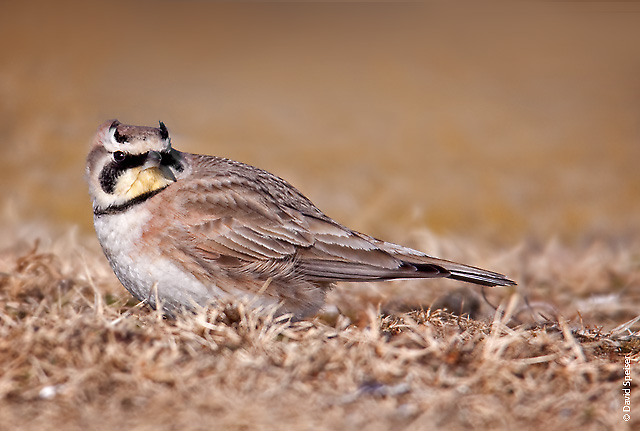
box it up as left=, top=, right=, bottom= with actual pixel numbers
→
left=115, top=167, right=175, bottom=200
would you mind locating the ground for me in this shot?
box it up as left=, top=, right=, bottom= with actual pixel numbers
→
left=0, top=222, right=638, bottom=431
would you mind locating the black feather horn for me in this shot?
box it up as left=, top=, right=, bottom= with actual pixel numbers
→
left=159, top=121, right=169, bottom=141
left=111, top=120, right=127, bottom=144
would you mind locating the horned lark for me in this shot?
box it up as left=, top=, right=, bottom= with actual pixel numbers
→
left=86, top=120, right=515, bottom=318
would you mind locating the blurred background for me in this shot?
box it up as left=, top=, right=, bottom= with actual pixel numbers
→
left=1, top=0, right=639, bottom=246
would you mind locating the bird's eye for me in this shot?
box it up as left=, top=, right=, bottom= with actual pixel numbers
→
left=113, top=151, right=126, bottom=162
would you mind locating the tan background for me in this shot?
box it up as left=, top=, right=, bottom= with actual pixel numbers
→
left=1, top=1, right=639, bottom=244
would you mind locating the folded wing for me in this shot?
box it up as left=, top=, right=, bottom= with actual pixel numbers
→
left=168, top=175, right=515, bottom=287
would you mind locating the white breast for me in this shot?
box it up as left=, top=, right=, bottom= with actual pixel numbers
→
left=93, top=205, right=232, bottom=312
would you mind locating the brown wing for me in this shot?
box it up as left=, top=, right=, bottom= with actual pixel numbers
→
left=162, top=173, right=440, bottom=281
left=166, top=158, right=515, bottom=287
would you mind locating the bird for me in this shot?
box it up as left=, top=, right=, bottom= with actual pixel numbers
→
left=86, top=120, right=515, bottom=318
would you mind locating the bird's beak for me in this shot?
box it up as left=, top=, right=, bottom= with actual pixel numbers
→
left=142, top=151, right=163, bottom=170
left=142, top=151, right=176, bottom=182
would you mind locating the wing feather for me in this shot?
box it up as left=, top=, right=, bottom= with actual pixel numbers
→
left=164, top=166, right=514, bottom=287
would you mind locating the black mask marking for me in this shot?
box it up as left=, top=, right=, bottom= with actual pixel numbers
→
left=98, top=150, right=183, bottom=195
left=99, top=152, right=149, bottom=194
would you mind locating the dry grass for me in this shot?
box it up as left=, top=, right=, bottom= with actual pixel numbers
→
left=0, top=222, right=639, bottom=431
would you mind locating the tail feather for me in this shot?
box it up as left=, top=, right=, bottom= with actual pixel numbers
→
left=299, top=255, right=515, bottom=287
left=405, top=256, right=516, bottom=287
left=446, top=268, right=516, bottom=287
left=298, top=233, right=516, bottom=287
